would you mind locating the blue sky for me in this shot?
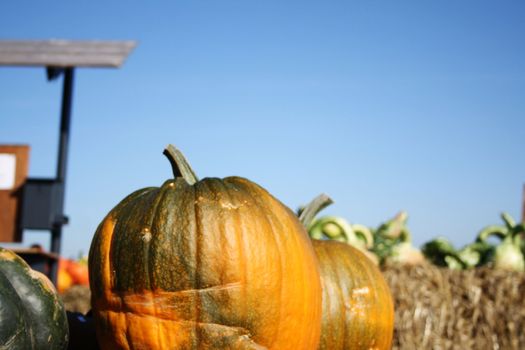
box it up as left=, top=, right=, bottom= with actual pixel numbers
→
left=1, top=1, right=524, bottom=258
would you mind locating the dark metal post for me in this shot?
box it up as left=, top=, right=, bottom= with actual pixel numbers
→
left=56, top=68, right=74, bottom=183
left=49, top=67, right=74, bottom=284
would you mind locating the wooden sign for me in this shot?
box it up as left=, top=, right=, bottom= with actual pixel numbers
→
left=0, top=145, right=29, bottom=242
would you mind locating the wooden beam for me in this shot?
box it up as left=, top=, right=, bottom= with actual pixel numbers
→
left=0, top=40, right=136, bottom=68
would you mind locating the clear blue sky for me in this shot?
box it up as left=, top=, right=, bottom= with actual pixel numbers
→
left=1, top=1, right=524, bottom=258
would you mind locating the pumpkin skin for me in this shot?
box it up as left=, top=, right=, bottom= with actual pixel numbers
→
left=89, top=174, right=322, bottom=349
left=313, top=240, right=394, bottom=350
left=0, top=247, right=69, bottom=349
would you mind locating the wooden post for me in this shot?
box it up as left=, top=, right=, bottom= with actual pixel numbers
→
left=0, top=145, right=29, bottom=242
left=48, top=67, right=74, bottom=284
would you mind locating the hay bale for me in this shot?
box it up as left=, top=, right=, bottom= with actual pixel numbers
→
left=60, top=285, right=91, bottom=315
left=383, top=262, right=525, bottom=350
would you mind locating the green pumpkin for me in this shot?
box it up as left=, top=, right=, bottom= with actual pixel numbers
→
left=0, top=247, right=69, bottom=349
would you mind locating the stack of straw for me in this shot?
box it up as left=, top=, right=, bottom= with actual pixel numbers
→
left=383, top=262, right=525, bottom=349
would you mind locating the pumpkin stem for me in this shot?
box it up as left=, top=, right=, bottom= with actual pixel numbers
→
left=163, top=144, right=199, bottom=185
left=298, top=193, right=334, bottom=227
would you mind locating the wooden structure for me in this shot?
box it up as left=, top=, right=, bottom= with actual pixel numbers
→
left=0, top=40, right=136, bottom=67
left=0, top=145, right=29, bottom=242
left=0, top=40, right=136, bottom=283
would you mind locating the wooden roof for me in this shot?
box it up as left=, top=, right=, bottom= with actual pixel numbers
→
left=0, top=40, right=137, bottom=68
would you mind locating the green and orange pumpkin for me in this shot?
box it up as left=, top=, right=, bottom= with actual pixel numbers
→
left=88, top=145, right=322, bottom=349
left=0, top=247, right=69, bottom=349
left=299, top=194, right=395, bottom=350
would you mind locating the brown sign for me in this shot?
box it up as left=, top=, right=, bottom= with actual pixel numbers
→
left=0, top=145, right=29, bottom=242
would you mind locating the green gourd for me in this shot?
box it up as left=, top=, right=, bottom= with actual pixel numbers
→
left=0, top=247, right=69, bottom=349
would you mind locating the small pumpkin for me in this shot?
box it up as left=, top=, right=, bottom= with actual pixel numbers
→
left=299, top=194, right=395, bottom=350
left=58, top=258, right=90, bottom=292
left=88, top=145, right=322, bottom=349
left=57, top=265, right=74, bottom=293
left=0, top=247, right=69, bottom=349
left=65, top=259, right=89, bottom=287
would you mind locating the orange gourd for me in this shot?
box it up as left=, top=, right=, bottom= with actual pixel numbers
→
left=299, top=194, right=395, bottom=350
left=57, top=258, right=73, bottom=293
left=88, top=145, right=322, bottom=349
left=65, top=260, right=89, bottom=286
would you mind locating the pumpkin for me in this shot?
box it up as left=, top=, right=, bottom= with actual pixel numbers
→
left=65, top=259, right=89, bottom=287
left=299, top=194, right=395, bottom=350
left=58, top=258, right=90, bottom=292
left=0, top=247, right=69, bottom=349
left=57, top=261, right=74, bottom=293
left=88, top=145, right=322, bottom=349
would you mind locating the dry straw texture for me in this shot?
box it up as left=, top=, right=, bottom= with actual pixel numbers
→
left=61, top=285, right=91, bottom=315
left=383, top=262, right=525, bottom=350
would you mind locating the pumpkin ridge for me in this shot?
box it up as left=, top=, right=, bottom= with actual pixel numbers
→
left=356, top=250, right=376, bottom=345
left=335, top=245, right=356, bottom=349
left=193, top=180, right=208, bottom=347
left=111, top=190, right=151, bottom=291
left=143, top=182, right=176, bottom=346
left=345, top=245, right=378, bottom=348
left=145, top=183, right=175, bottom=283
left=194, top=178, right=251, bottom=345
left=106, top=187, right=159, bottom=292
left=88, top=216, right=116, bottom=296
left=367, top=258, right=389, bottom=346
left=344, top=247, right=367, bottom=348
left=324, top=243, right=347, bottom=349
left=319, top=242, right=342, bottom=348
left=210, top=179, right=242, bottom=275
left=149, top=179, right=195, bottom=292
left=231, top=179, right=284, bottom=347
left=354, top=247, right=393, bottom=349
left=0, top=271, right=33, bottom=348
left=220, top=180, right=249, bottom=331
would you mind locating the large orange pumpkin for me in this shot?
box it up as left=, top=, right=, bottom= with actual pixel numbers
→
left=88, top=145, right=322, bottom=349
left=300, top=194, right=395, bottom=350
